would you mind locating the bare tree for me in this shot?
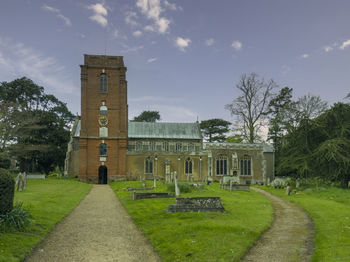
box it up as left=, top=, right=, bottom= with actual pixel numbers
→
left=296, top=94, right=328, bottom=120
left=225, top=73, right=276, bottom=143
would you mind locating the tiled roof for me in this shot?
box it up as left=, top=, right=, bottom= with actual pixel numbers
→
left=128, top=122, right=202, bottom=139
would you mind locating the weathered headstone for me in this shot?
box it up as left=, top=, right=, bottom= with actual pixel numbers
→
left=16, top=172, right=27, bottom=192
left=174, top=171, right=180, bottom=197
left=286, top=185, right=292, bottom=195
left=168, top=197, right=225, bottom=213
left=133, top=192, right=175, bottom=200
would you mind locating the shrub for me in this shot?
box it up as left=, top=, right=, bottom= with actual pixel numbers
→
left=167, top=182, right=192, bottom=193
left=0, top=168, right=15, bottom=215
left=0, top=202, right=31, bottom=232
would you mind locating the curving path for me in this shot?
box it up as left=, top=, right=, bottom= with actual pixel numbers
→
left=241, top=187, right=314, bottom=262
left=25, top=185, right=161, bottom=262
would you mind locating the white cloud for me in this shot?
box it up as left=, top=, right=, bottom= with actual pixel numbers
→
left=301, top=53, right=309, bottom=58
left=125, top=11, right=139, bottom=26
left=147, top=57, right=157, bottom=63
left=339, top=39, right=350, bottom=50
left=0, top=37, right=75, bottom=94
left=164, top=0, right=182, bottom=11
left=121, top=45, right=144, bottom=53
left=231, top=40, right=242, bottom=51
left=136, top=0, right=171, bottom=34
left=323, top=46, right=334, bottom=52
left=144, top=25, right=156, bottom=32
left=87, top=3, right=108, bottom=27
left=205, top=38, right=215, bottom=46
left=42, top=4, right=71, bottom=26
left=175, top=37, right=191, bottom=52
left=132, top=30, right=143, bottom=37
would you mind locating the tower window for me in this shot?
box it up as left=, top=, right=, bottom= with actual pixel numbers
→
left=100, top=73, right=108, bottom=93
left=99, top=143, right=107, bottom=156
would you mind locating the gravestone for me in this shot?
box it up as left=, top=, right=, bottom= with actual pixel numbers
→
left=16, top=172, right=27, bottom=192
left=133, top=192, right=174, bottom=200
left=168, top=197, right=225, bottom=213
left=174, top=171, right=180, bottom=197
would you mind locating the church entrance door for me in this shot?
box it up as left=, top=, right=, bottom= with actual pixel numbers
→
left=98, top=166, right=107, bottom=184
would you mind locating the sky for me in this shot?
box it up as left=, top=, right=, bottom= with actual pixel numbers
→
left=0, top=0, right=350, bottom=124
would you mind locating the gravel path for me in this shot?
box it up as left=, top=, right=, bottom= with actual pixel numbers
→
left=241, top=187, right=314, bottom=262
left=25, top=185, right=161, bottom=262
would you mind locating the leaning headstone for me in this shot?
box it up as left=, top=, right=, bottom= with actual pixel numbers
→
left=174, top=171, right=180, bottom=197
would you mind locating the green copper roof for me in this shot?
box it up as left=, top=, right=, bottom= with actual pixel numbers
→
left=128, top=122, right=202, bottom=139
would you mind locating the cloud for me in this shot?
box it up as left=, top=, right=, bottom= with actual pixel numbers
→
left=125, top=11, right=139, bottom=26
left=87, top=3, right=108, bottom=27
left=136, top=0, right=171, bottom=34
left=339, top=39, right=350, bottom=50
left=132, top=30, right=143, bottom=37
left=175, top=37, right=191, bottom=52
left=205, top=38, right=215, bottom=46
left=0, top=37, right=76, bottom=94
left=113, top=29, right=119, bottom=38
left=301, top=53, right=309, bottom=58
left=323, top=46, right=334, bottom=52
left=121, top=45, right=144, bottom=53
left=42, top=4, right=71, bottom=26
left=164, top=0, right=182, bottom=11
left=231, top=40, right=242, bottom=51
left=147, top=57, right=157, bottom=63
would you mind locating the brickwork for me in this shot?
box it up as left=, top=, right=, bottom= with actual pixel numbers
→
left=79, top=55, right=128, bottom=183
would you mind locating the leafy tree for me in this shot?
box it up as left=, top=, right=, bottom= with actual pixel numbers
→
left=267, top=87, right=296, bottom=164
left=0, top=78, right=74, bottom=173
left=133, top=111, right=160, bottom=122
left=226, top=134, right=243, bottom=143
left=200, top=118, right=231, bottom=142
left=277, top=103, right=350, bottom=185
left=225, top=73, right=276, bottom=143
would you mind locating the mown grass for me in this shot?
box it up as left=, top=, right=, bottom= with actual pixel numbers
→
left=111, top=181, right=273, bottom=262
left=260, top=186, right=350, bottom=262
left=0, top=177, right=92, bottom=262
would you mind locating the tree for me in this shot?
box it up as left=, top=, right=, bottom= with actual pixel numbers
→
left=267, top=87, right=296, bottom=164
left=0, top=78, right=74, bottom=173
left=132, top=111, right=160, bottom=122
left=200, top=118, right=231, bottom=142
left=226, top=134, right=243, bottom=143
left=296, top=93, right=328, bottom=121
left=225, top=73, right=276, bottom=143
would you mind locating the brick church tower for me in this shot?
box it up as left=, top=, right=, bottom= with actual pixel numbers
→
left=79, top=55, right=128, bottom=183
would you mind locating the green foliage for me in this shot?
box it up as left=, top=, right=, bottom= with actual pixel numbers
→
left=111, top=181, right=273, bottom=262
left=166, top=182, right=192, bottom=193
left=277, top=103, right=350, bottom=185
left=226, top=134, right=243, bottom=143
left=133, top=111, right=161, bottom=122
left=0, top=168, right=15, bottom=215
left=0, top=151, right=11, bottom=169
left=0, top=202, right=31, bottom=232
left=200, top=118, right=231, bottom=142
left=0, top=77, right=74, bottom=174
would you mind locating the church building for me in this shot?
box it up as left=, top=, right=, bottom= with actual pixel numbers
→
left=65, top=54, right=274, bottom=184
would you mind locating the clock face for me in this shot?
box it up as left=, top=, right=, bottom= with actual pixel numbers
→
left=98, top=116, right=108, bottom=126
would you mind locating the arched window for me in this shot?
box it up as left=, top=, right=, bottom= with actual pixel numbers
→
left=163, top=141, right=169, bottom=151
left=145, top=157, right=153, bottom=174
left=216, top=155, right=227, bottom=176
left=100, top=73, right=108, bottom=93
left=185, top=157, right=193, bottom=174
left=240, top=155, right=251, bottom=176
left=99, top=143, right=107, bottom=156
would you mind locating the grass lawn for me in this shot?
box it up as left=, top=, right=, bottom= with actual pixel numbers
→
left=110, top=181, right=273, bottom=262
left=0, top=177, right=92, bottom=262
left=260, top=186, right=350, bottom=262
